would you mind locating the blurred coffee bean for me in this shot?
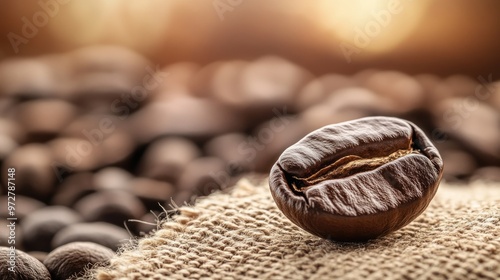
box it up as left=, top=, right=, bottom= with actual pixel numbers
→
left=177, top=157, right=228, bottom=197
left=295, top=74, right=358, bottom=112
left=61, top=114, right=125, bottom=139
left=252, top=117, right=308, bottom=173
left=21, top=206, right=82, bottom=252
left=150, top=62, right=200, bottom=102
left=52, top=222, right=130, bottom=251
left=328, top=87, right=397, bottom=114
left=0, top=135, right=18, bottom=161
left=445, top=75, right=478, bottom=97
left=94, top=167, right=133, bottom=191
left=300, top=100, right=368, bottom=132
left=48, top=137, right=102, bottom=172
left=239, top=56, right=312, bottom=108
left=129, top=178, right=175, bottom=211
left=2, top=144, right=56, bottom=201
left=440, top=149, right=477, bottom=181
left=0, top=195, right=45, bottom=221
left=51, top=172, right=95, bottom=207
left=98, top=131, right=136, bottom=167
left=0, top=219, right=23, bottom=250
left=129, top=96, right=245, bottom=143
left=488, top=81, right=500, bottom=110
left=44, top=242, right=115, bottom=280
left=363, top=71, right=425, bottom=113
left=433, top=98, right=500, bottom=164
left=190, top=61, right=224, bottom=97
left=74, top=190, right=146, bottom=229
left=27, top=251, right=49, bottom=264
left=209, top=60, right=248, bottom=107
left=0, top=247, right=51, bottom=280
left=67, top=45, right=152, bottom=82
left=9, top=99, right=77, bottom=142
left=137, top=137, right=201, bottom=183
left=204, top=133, right=254, bottom=173
left=0, top=58, right=54, bottom=99
left=0, top=118, right=26, bottom=143
left=470, top=166, right=500, bottom=182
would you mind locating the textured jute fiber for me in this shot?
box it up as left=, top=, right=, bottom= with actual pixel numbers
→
left=88, top=179, right=500, bottom=280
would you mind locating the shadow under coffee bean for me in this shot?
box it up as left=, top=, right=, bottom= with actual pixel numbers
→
left=269, top=116, right=444, bottom=242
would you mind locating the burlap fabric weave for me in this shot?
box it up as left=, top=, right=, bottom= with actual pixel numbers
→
left=88, top=179, right=500, bottom=280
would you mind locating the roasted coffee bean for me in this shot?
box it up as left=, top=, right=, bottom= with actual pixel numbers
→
left=204, top=133, right=254, bottom=174
left=48, top=137, right=102, bottom=172
left=363, top=71, right=425, bottom=113
left=10, top=99, right=77, bottom=142
left=2, top=144, right=56, bottom=201
left=0, top=58, right=54, bottom=99
left=137, top=137, right=201, bottom=183
left=177, top=157, right=229, bottom=197
left=295, top=74, right=358, bottom=112
left=432, top=98, right=500, bottom=164
left=129, top=96, right=245, bottom=143
left=0, top=195, right=45, bottom=221
left=128, top=178, right=175, bottom=211
left=470, top=166, right=500, bottom=182
left=0, top=246, right=51, bottom=280
left=269, top=116, right=444, bottom=242
left=74, top=190, right=146, bottom=229
left=440, top=149, right=477, bottom=181
left=52, top=222, right=130, bottom=251
left=44, top=242, right=115, bottom=280
left=0, top=118, right=26, bottom=144
left=21, top=206, right=82, bottom=252
left=51, top=172, right=96, bottom=207
left=94, top=167, right=133, bottom=191
left=0, top=135, right=18, bottom=161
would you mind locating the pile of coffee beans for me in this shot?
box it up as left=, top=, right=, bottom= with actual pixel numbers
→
left=0, top=45, right=499, bottom=277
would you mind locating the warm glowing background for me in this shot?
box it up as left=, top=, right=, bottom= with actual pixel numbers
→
left=1, top=0, right=500, bottom=76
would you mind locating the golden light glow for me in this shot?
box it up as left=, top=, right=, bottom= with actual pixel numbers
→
left=48, top=0, right=173, bottom=51
left=316, top=0, right=431, bottom=55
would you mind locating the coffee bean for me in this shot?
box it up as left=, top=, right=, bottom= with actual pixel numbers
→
left=204, top=133, right=254, bottom=173
left=74, top=190, right=146, bottom=229
left=21, top=206, right=82, bottom=252
left=137, top=137, right=201, bottom=183
left=9, top=99, right=77, bottom=142
left=239, top=56, right=312, bottom=109
left=94, top=167, right=133, bottom=191
left=48, top=138, right=102, bottom=172
left=0, top=118, right=26, bottom=143
left=177, top=157, right=228, bottom=197
left=52, top=222, right=130, bottom=251
left=2, top=144, right=56, bottom=201
left=51, top=172, right=95, bottom=207
left=0, top=246, right=51, bottom=280
left=363, top=71, right=425, bottom=113
left=44, top=242, right=115, bottom=280
left=432, top=98, right=500, bottom=164
left=128, top=178, right=175, bottom=211
left=440, top=149, right=477, bottom=181
left=295, top=74, right=358, bottom=112
left=269, top=116, right=444, bottom=242
left=251, top=117, right=308, bottom=173
left=0, top=58, right=54, bottom=99
left=129, top=96, right=245, bottom=143
left=0, top=195, right=45, bottom=221
left=150, top=62, right=199, bottom=102
left=0, top=135, right=18, bottom=161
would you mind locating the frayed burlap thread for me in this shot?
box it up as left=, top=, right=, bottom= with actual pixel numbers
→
left=88, top=179, right=500, bottom=280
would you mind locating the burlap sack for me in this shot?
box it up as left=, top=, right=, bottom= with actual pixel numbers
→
left=88, top=179, right=500, bottom=280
